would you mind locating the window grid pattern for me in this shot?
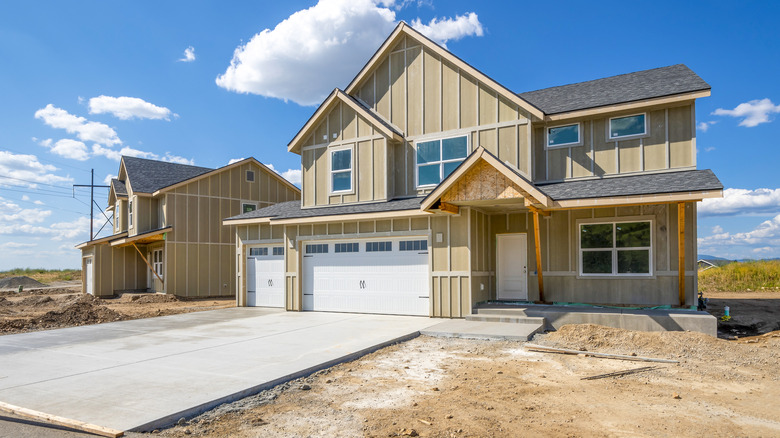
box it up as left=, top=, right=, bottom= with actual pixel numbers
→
left=152, top=249, right=163, bottom=280
left=331, top=149, right=352, bottom=193
left=249, top=247, right=268, bottom=256
left=272, top=247, right=284, bottom=256
left=335, top=242, right=359, bottom=253
left=366, top=241, right=392, bottom=252
left=306, top=244, right=328, bottom=254
left=416, top=135, right=468, bottom=187
left=400, top=240, right=427, bottom=251
left=580, top=221, right=652, bottom=276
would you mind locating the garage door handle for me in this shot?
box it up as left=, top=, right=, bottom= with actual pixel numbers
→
left=268, top=279, right=273, bottom=287
left=359, top=280, right=366, bottom=289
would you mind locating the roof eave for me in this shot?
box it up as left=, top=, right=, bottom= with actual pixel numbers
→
left=543, top=89, right=711, bottom=122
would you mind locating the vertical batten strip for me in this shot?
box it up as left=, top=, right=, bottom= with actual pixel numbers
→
left=678, top=202, right=686, bottom=306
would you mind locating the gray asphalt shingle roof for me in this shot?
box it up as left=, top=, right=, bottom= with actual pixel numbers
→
left=226, top=197, right=425, bottom=221
left=122, top=156, right=212, bottom=193
left=111, top=179, right=127, bottom=197
left=537, top=169, right=722, bottom=200
left=518, top=64, right=711, bottom=115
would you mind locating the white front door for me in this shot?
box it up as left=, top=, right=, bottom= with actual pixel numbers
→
left=246, top=246, right=285, bottom=307
left=85, top=258, right=94, bottom=295
left=302, top=237, right=429, bottom=316
left=497, top=233, right=528, bottom=300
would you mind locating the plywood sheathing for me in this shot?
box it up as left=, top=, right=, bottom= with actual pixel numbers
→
left=441, top=159, right=526, bottom=204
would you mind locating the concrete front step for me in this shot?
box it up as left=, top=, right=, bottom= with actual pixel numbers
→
left=465, top=314, right=546, bottom=325
left=420, top=320, right=544, bottom=341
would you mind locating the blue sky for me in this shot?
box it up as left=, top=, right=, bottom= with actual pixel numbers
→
left=0, top=0, right=778, bottom=269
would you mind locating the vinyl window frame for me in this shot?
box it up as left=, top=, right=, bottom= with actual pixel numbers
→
left=576, top=218, right=654, bottom=278
left=608, top=113, right=648, bottom=140
left=128, top=197, right=134, bottom=229
left=414, top=134, right=470, bottom=189
left=545, top=122, right=582, bottom=149
left=328, top=145, right=354, bottom=195
left=152, top=248, right=163, bottom=280
left=241, top=202, right=257, bottom=214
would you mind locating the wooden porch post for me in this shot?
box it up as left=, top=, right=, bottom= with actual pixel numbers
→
left=532, top=209, right=545, bottom=303
left=677, top=202, right=686, bottom=307
left=132, top=243, right=164, bottom=287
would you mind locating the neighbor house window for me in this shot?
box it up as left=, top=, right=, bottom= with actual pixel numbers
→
left=330, top=148, right=352, bottom=193
left=547, top=123, right=581, bottom=148
left=416, top=135, right=468, bottom=187
left=609, top=114, right=646, bottom=139
left=579, top=221, right=652, bottom=276
left=152, top=249, right=163, bottom=280
left=242, top=203, right=257, bottom=214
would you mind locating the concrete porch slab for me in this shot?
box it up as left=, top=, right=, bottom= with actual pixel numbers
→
left=0, top=308, right=435, bottom=433
left=421, top=319, right=544, bottom=341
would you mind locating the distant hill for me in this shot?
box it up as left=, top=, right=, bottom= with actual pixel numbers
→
left=698, top=254, right=731, bottom=261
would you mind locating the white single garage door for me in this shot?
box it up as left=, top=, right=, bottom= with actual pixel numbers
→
left=246, top=246, right=285, bottom=307
left=85, top=258, right=94, bottom=295
left=302, top=237, right=429, bottom=316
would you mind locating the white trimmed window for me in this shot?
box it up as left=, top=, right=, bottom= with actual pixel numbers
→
left=609, top=114, right=646, bottom=139
left=579, top=221, right=652, bottom=276
left=416, top=135, right=468, bottom=187
left=330, top=148, right=352, bottom=193
left=128, top=199, right=133, bottom=228
left=152, top=249, right=163, bottom=280
left=242, top=203, right=257, bottom=214
left=246, top=170, right=255, bottom=182
left=547, top=123, right=581, bottom=148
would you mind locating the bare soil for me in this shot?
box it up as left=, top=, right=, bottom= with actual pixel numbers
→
left=0, top=284, right=234, bottom=335
left=148, top=323, right=779, bottom=438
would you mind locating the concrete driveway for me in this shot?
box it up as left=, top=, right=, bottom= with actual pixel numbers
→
left=0, top=308, right=434, bottom=432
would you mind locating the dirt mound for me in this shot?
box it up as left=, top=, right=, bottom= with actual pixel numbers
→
left=18, top=295, right=54, bottom=306
left=0, top=297, right=9, bottom=306
left=0, top=276, right=46, bottom=289
left=35, top=296, right=126, bottom=327
left=130, top=294, right=180, bottom=304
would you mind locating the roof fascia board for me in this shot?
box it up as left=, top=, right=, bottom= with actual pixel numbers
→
left=109, top=226, right=172, bottom=247
left=550, top=189, right=722, bottom=209
left=152, top=158, right=300, bottom=196
left=225, top=208, right=431, bottom=226
left=75, top=232, right=128, bottom=249
left=344, top=23, right=545, bottom=121
left=544, top=90, right=711, bottom=122
left=288, top=90, right=401, bottom=154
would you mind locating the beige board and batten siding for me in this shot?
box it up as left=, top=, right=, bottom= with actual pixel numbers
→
left=81, top=244, right=145, bottom=297
left=300, top=100, right=388, bottom=208
left=535, top=103, right=696, bottom=182
left=350, top=35, right=532, bottom=199
left=164, top=162, right=299, bottom=297
left=485, top=203, right=697, bottom=306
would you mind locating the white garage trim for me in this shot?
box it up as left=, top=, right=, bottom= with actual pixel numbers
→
left=246, top=244, right=285, bottom=308
left=84, top=257, right=94, bottom=296
left=302, top=236, right=430, bottom=316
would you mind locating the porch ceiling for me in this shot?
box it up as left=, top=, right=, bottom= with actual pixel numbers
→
left=110, top=226, right=171, bottom=247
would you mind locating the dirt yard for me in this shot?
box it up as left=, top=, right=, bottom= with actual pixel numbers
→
left=703, top=290, right=780, bottom=338
left=146, top=323, right=779, bottom=438
left=0, top=284, right=234, bottom=335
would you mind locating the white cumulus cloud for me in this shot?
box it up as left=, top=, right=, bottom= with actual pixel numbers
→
left=179, top=46, right=196, bottom=62
left=699, top=188, right=780, bottom=217
left=713, top=98, right=780, bottom=127
left=0, top=197, right=52, bottom=224
left=0, top=151, right=73, bottom=188
left=697, top=121, right=716, bottom=132
left=215, top=0, right=482, bottom=106
left=34, top=104, right=121, bottom=146
left=103, top=173, right=117, bottom=185
left=698, top=214, right=780, bottom=259
left=409, top=12, right=483, bottom=47
left=92, top=145, right=194, bottom=165
left=265, top=163, right=302, bottom=185
left=88, top=95, right=176, bottom=121
left=49, top=139, right=90, bottom=161
left=228, top=157, right=246, bottom=165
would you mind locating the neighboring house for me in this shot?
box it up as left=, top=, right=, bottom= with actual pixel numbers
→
left=77, top=156, right=300, bottom=298
left=223, top=22, right=722, bottom=317
left=697, top=259, right=732, bottom=271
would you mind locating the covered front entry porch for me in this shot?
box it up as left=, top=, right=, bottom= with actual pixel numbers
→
left=421, top=147, right=720, bottom=318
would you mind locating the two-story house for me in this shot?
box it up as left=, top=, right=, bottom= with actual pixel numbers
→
left=77, top=156, right=300, bottom=298
left=224, top=22, right=722, bottom=319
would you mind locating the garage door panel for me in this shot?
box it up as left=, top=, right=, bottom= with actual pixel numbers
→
left=247, top=247, right=284, bottom=308
left=302, top=237, right=429, bottom=316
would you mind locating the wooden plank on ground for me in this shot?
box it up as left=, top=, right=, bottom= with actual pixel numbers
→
left=0, top=401, right=124, bottom=438
left=524, top=344, right=679, bottom=363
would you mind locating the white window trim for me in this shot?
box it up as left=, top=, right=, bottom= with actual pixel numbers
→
left=128, top=197, right=134, bottom=229
left=246, top=169, right=255, bottom=183
left=241, top=201, right=258, bottom=214
left=545, top=122, right=582, bottom=149
left=576, top=217, right=654, bottom=278
left=328, top=145, right=354, bottom=195
left=415, top=134, right=470, bottom=189
left=152, top=248, right=163, bottom=280
left=608, top=112, right=648, bottom=141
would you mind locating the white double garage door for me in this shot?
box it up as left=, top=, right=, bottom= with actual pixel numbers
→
left=246, top=236, right=430, bottom=316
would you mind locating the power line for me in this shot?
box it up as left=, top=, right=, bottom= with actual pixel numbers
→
left=0, top=147, right=92, bottom=173
left=0, top=174, right=75, bottom=191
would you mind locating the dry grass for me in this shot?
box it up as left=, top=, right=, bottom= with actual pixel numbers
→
left=0, top=268, right=81, bottom=284
left=699, top=260, right=780, bottom=292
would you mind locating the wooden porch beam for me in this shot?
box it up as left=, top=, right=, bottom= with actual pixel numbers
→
left=439, top=202, right=459, bottom=215
left=532, top=208, right=546, bottom=303
left=677, top=202, right=685, bottom=307
left=132, top=243, right=164, bottom=287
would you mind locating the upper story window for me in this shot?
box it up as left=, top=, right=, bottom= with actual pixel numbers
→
left=609, top=114, right=646, bottom=139
left=152, top=249, right=164, bottom=280
left=242, top=203, right=257, bottom=214
left=416, top=135, right=468, bottom=187
left=547, top=123, right=581, bottom=148
left=246, top=170, right=255, bottom=182
left=128, top=199, right=133, bottom=228
left=579, top=220, right=652, bottom=276
left=330, top=148, right=352, bottom=193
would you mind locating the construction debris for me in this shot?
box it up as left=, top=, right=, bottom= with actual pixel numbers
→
left=581, top=366, right=659, bottom=380
left=524, top=343, right=679, bottom=363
